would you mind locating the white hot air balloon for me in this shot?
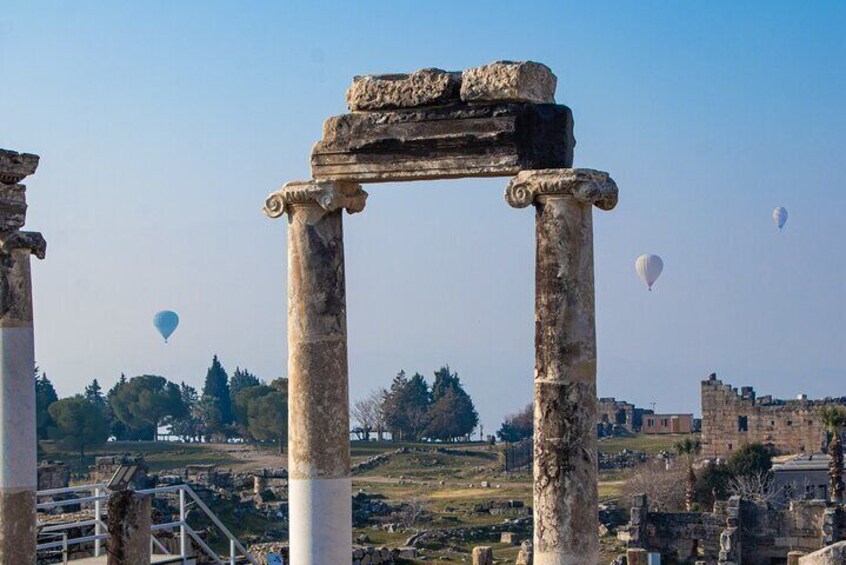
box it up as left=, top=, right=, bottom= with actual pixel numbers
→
left=773, top=207, right=788, bottom=231
left=635, top=254, right=663, bottom=291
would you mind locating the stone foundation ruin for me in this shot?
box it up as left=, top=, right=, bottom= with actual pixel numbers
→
left=621, top=493, right=846, bottom=564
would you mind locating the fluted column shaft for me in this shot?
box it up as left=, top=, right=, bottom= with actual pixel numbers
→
left=264, top=180, right=366, bottom=565
left=507, top=169, right=617, bottom=565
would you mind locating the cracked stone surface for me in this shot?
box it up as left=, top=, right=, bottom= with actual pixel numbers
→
left=107, top=491, right=152, bottom=565
left=461, top=61, right=557, bottom=104
left=346, top=68, right=461, bottom=111
left=529, top=190, right=602, bottom=564
left=0, top=490, right=36, bottom=563
left=286, top=203, right=351, bottom=480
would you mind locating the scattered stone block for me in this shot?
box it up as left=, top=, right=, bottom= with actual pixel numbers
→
left=461, top=61, right=556, bottom=104
left=472, top=545, right=493, bottom=565
left=347, top=68, right=461, bottom=111
left=500, top=531, right=518, bottom=545
left=627, top=548, right=649, bottom=565
left=788, top=551, right=806, bottom=565
left=106, top=491, right=151, bottom=565
left=396, top=546, right=417, bottom=559
left=516, top=540, right=533, bottom=564
left=311, top=102, right=574, bottom=183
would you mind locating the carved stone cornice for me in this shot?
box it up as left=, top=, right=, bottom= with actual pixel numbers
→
left=0, top=149, right=39, bottom=186
left=505, top=168, right=618, bottom=211
left=263, top=180, right=368, bottom=219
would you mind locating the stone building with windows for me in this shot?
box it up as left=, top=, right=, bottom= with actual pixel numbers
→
left=700, top=373, right=846, bottom=459
left=642, top=413, right=694, bottom=435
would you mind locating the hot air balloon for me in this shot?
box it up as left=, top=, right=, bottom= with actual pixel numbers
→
left=153, top=310, right=179, bottom=343
left=773, top=207, right=788, bottom=231
left=635, top=254, right=663, bottom=291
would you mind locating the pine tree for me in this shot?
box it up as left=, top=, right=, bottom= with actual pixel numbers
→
left=202, top=355, right=233, bottom=426
left=425, top=366, right=478, bottom=441
left=35, top=367, right=59, bottom=440
left=84, top=379, right=107, bottom=409
left=230, top=367, right=261, bottom=395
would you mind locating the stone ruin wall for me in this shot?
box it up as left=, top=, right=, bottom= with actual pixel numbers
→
left=701, top=374, right=846, bottom=459
left=598, top=397, right=639, bottom=434
left=627, top=493, right=846, bottom=565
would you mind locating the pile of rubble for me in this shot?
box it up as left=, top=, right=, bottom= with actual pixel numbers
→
left=598, top=449, right=648, bottom=470
left=248, top=542, right=418, bottom=565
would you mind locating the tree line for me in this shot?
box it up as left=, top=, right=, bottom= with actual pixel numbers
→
left=351, top=366, right=479, bottom=443
left=35, top=355, right=288, bottom=461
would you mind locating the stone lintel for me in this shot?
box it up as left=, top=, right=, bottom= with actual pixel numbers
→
left=311, top=103, right=574, bottom=183
left=346, top=68, right=461, bottom=111
left=0, top=150, right=39, bottom=186
left=461, top=61, right=557, bottom=104
left=263, top=180, right=367, bottom=219
left=505, top=168, right=618, bottom=210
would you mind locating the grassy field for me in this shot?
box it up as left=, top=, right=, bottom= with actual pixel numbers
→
left=39, top=434, right=665, bottom=563
left=598, top=432, right=698, bottom=455
left=38, top=440, right=237, bottom=475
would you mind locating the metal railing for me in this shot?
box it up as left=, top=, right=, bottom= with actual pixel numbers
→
left=36, top=483, right=258, bottom=564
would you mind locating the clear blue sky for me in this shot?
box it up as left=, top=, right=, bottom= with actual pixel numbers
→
left=2, top=1, right=844, bottom=434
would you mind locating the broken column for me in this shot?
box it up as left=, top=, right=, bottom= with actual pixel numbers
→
left=0, top=149, right=46, bottom=564
left=506, top=169, right=618, bottom=565
left=264, top=180, right=367, bottom=565
left=106, top=491, right=152, bottom=565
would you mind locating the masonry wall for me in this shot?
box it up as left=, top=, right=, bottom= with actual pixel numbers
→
left=631, top=495, right=846, bottom=565
left=700, top=375, right=846, bottom=459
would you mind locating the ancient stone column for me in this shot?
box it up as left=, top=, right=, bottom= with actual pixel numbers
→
left=264, top=180, right=366, bottom=565
left=506, top=169, right=618, bottom=565
left=0, top=149, right=45, bottom=564
left=106, top=491, right=152, bottom=565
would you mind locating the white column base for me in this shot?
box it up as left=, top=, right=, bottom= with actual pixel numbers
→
left=289, top=477, right=351, bottom=565
left=0, top=326, right=36, bottom=490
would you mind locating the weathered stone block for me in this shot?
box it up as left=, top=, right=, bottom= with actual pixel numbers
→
left=500, top=531, right=518, bottom=545
left=311, top=103, right=574, bottom=183
left=799, top=541, right=846, bottom=564
left=472, top=545, right=493, bottom=565
left=346, top=68, right=461, bottom=111
left=0, top=149, right=39, bottom=185
left=461, top=61, right=556, bottom=104
left=516, top=540, right=533, bottom=564
left=0, top=184, right=27, bottom=231
left=107, top=491, right=151, bottom=565
left=627, top=548, right=649, bottom=565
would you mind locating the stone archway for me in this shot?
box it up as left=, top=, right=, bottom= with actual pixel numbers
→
left=264, top=61, right=618, bottom=565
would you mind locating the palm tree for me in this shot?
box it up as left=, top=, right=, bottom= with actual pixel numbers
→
left=675, top=437, right=702, bottom=511
left=820, top=406, right=846, bottom=504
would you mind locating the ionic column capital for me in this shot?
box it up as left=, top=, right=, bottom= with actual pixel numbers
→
left=0, top=231, right=46, bottom=260
left=263, top=180, right=367, bottom=219
left=505, top=168, right=618, bottom=211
